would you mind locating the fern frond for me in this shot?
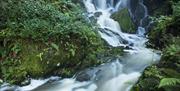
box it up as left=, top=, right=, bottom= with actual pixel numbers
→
left=159, top=78, right=180, bottom=88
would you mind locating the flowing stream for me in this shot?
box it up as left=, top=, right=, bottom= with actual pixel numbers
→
left=0, top=0, right=161, bottom=91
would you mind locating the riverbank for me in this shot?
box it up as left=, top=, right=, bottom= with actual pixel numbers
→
left=132, top=0, right=180, bottom=91
left=0, top=0, right=124, bottom=85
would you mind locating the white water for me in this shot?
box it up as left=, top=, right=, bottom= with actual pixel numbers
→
left=0, top=0, right=161, bottom=91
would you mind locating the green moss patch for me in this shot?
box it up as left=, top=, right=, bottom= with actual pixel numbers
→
left=111, top=8, right=136, bottom=33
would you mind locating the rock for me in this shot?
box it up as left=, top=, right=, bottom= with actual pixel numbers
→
left=111, top=8, right=136, bottom=33
left=94, top=12, right=102, bottom=17
left=75, top=71, right=93, bottom=82
left=129, top=0, right=150, bottom=28
left=129, top=0, right=139, bottom=15
left=128, top=0, right=170, bottom=31
left=143, top=0, right=172, bottom=16
left=20, top=79, right=30, bottom=86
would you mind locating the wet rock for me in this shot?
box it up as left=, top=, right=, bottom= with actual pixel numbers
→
left=111, top=8, right=136, bottom=33
left=94, top=12, right=102, bottom=17
left=128, top=0, right=153, bottom=31
left=75, top=68, right=100, bottom=82
left=129, top=0, right=139, bottom=15
left=129, top=0, right=148, bottom=27
left=20, top=79, right=30, bottom=86
left=143, top=0, right=173, bottom=16
left=128, top=0, right=172, bottom=33
left=75, top=72, right=92, bottom=82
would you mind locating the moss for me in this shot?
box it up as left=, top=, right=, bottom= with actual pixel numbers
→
left=0, top=35, right=104, bottom=85
left=111, top=8, right=136, bottom=33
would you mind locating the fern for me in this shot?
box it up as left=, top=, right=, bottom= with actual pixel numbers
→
left=159, top=78, right=180, bottom=88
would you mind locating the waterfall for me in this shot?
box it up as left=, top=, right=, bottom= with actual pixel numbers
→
left=0, top=0, right=161, bottom=91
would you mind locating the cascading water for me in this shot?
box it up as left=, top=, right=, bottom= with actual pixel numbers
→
left=0, top=0, right=161, bottom=91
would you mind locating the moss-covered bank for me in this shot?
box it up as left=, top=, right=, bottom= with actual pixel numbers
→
left=0, top=0, right=123, bottom=85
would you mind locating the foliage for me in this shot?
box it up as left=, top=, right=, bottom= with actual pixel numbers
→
left=132, top=66, right=162, bottom=91
left=0, top=0, right=91, bottom=40
left=133, top=1, right=180, bottom=91
left=163, top=43, right=180, bottom=63
left=148, top=16, right=172, bottom=49
left=0, top=0, right=124, bottom=85
left=0, top=0, right=110, bottom=85
left=173, top=1, right=180, bottom=18
left=144, top=66, right=163, bottom=79
left=159, top=78, right=180, bottom=88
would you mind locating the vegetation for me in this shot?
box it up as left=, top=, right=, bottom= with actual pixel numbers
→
left=132, top=1, right=180, bottom=91
left=0, top=0, right=124, bottom=85
left=0, top=0, right=179, bottom=91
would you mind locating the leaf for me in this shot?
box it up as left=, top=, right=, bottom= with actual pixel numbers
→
left=159, top=78, right=180, bottom=88
left=37, top=52, right=43, bottom=61
left=69, top=49, right=75, bottom=56
left=51, top=43, right=59, bottom=51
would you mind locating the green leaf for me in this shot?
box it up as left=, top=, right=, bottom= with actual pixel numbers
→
left=51, top=43, right=59, bottom=51
left=69, top=49, right=75, bottom=56
left=159, top=78, right=180, bottom=88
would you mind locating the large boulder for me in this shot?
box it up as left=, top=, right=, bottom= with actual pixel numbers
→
left=129, top=0, right=150, bottom=28
left=128, top=0, right=172, bottom=32
left=111, top=8, right=136, bottom=33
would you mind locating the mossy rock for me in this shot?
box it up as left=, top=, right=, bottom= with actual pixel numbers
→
left=111, top=8, right=136, bottom=33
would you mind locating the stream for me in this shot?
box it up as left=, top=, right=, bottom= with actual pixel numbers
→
left=0, top=0, right=161, bottom=91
